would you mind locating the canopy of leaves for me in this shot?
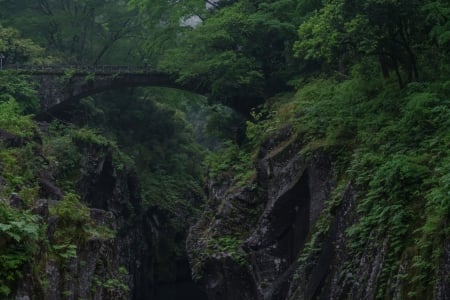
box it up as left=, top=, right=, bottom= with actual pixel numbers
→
left=0, top=26, right=45, bottom=64
left=0, top=0, right=142, bottom=64
left=133, top=0, right=310, bottom=114
left=294, top=0, right=449, bottom=86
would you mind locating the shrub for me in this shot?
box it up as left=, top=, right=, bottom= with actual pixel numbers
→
left=0, top=203, right=41, bottom=296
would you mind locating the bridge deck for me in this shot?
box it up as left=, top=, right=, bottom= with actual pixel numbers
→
left=1, top=64, right=155, bottom=75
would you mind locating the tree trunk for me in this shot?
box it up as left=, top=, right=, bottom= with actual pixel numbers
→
left=378, top=53, right=390, bottom=78
left=392, top=57, right=404, bottom=89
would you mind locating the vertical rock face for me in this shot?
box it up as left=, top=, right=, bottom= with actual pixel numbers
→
left=436, top=239, right=450, bottom=299
left=14, top=143, right=153, bottom=300
left=187, top=126, right=334, bottom=300
left=76, top=146, right=152, bottom=300
left=242, top=127, right=334, bottom=300
left=187, top=126, right=449, bottom=300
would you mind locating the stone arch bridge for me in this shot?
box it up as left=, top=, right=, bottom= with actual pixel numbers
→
left=4, top=64, right=206, bottom=121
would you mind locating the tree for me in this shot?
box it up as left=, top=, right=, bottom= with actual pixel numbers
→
left=133, top=0, right=306, bottom=114
left=0, top=26, right=41, bottom=113
left=0, top=0, right=142, bottom=64
left=0, top=26, right=44, bottom=64
left=424, top=1, right=450, bottom=49
left=294, top=0, right=437, bottom=87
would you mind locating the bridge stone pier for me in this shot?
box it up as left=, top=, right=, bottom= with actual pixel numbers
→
left=4, top=65, right=206, bottom=121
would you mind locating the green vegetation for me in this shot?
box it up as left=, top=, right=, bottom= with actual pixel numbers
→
left=0, top=1, right=142, bottom=64
left=0, top=100, right=41, bottom=198
left=91, top=267, right=130, bottom=297
left=79, top=88, right=206, bottom=214
left=0, top=0, right=449, bottom=298
left=81, top=89, right=208, bottom=281
left=49, top=193, right=115, bottom=244
left=0, top=203, right=41, bottom=297
left=205, top=141, right=255, bottom=188
left=0, top=100, right=36, bottom=137
left=150, top=0, right=447, bottom=295
left=218, top=76, right=448, bottom=297
left=232, top=73, right=449, bottom=297
left=207, top=236, right=246, bottom=266
left=133, top=0, right=303, bottom=113
left=0, top=25, right=45, bottom=64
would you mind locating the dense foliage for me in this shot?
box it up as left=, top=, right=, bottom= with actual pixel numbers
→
left=136, top=0, right=448, bottom=297
left=0, top=0, right=143, bottom=64
left=0, top=0, right=449, bottom=298
left=79, top=89, right=207, bottom=228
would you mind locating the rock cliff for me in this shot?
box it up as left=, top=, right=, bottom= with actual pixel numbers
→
left=13, top=137, right=152, bottom=300
left=187, top=126, right=450, bottom=300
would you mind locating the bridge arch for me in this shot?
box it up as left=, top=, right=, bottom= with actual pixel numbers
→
left=3, top=65, right=207, bottom=121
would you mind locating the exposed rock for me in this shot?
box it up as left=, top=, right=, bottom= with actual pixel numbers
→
left=31, top=199, right=49, bottom=219
left=287, top=183, right=359, bottom=300
left=187, top=128, right=335, bottom=299
left=14, top=142, right=153, bottom=300
left=46, top=216, right=59, bottom=244
left=38, top=177, right=64, bottom=200
left=0, top=129, right=24, bottom=147
left=436, top=237, right=450, bottom=299
left=9, top=193, right=24, bottom=209
left=187, top=125, right=450, bottom=300
left=0, top=126, right=42, bottom=148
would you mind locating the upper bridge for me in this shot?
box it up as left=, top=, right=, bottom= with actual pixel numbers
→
left=2, top=64, right=206, bottom=121
left=4, top=64, right=156, bottom=75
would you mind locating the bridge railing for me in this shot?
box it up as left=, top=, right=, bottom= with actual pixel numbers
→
left=2, top=64, right=155, bottom=74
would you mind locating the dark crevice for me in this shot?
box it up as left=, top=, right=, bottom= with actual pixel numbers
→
left=265, top=170, right=311, bottom=299
left=272, top=170, right=310, bottom=264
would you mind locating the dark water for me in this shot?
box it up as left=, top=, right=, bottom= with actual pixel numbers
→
left=152, top=281, right=208, bottom=300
